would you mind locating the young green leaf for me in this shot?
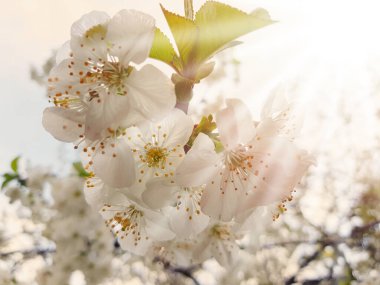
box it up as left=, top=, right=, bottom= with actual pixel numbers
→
left=160, top=4, right=198, bottom=68
left=1, top=173, right=18, bottom=189
left=149, top=28, right=180, bottom=69
left=194, top=2, right=274, bottom=63
left=10, top=156, right=20, bottom=173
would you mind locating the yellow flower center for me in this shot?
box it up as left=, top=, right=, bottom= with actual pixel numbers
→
left=145, top=147, right=168, bottom=168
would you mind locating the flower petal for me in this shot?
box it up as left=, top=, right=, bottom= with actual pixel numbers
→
left=169, top=188, right=210, bottom=238
left=93, top=138, right=136, bottom=187
left=106, top=9, right=155, bottom=65
left=70, top=11, right=110, bottom=60
left=241, top=138, right=313, bottom=209
left=142, top=178, right=178, bottom=209
left=200, top=175, right=245, bottom=222
left=153, top=109, right=194, bottom=148
left=42, top=107, right=85, bottom=143
left=126, top=64, right=176, bottom=121
left=71, top=11, right=110, bottom=38
left=55, top=40, right=71, bottom=64
left=84, top=176, right=113, bottom=210
left=84, top=90, right=131, bottom=141
left=176, top=133, right=219, bottom=187
left=216, top=98, right=255, bottom=149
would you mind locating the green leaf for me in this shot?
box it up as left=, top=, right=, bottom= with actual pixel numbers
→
left=160, top=4, right=199, bottom=68
left=195, top=2, right=274, bottom=63
left=10, top=156, right=20, bottom=173
left=149, top=28, right=180, bottom=69
left=73, top=162, right=91, bottom=178
left=1, top=173, right=18, bottom=189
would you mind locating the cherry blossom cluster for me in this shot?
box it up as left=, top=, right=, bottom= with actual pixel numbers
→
left=42, top=9, right=313, bottom=266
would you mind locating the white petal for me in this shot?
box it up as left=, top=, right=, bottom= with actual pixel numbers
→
left=47, top=58, right=89, bottom=103
left=106, top=10, right=155, bottom=65
left=118, top=228, right=152, bottom=255
left=154, top=109, right=194, bottom=148
left=142, top=178, right=178, bottom=209
left=71, top=11, right=110, bottom=38
left=126, top=64, right=176, bottom=121
left=55, top=41, right=71, bottom=64
left=42, top=107, right=85, bottom=143
left=216, top=98, right=255, bottom=149
left=70, top=11, right=110, bottom=60
left=144, top=209, right=175, bottom=241
left=176, top=133, right=219, bottom=187
left=169, top=188, right=210, bottom=238
left=85, top=90, right=131, bottom=141
left=83, top=176, right=113, bottom=210
left=211, top=238, right=240, bottom=267
left=200, top=175, right=245, bottom=222
left=93, top=139, right=136, bottom=187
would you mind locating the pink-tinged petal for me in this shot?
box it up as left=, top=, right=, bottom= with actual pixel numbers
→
left=216, top=98, right=255, bottom=149
left=93, top=139, right=136, bottom=187
left=84, top=90, right=131, bottom=141
left=260, top=94, right=300, bottom=140
left=176, top=133, right=220, bottom=187
left=126, top=64, right=176, bottom=121
left=142, top=178, right=178, bottom=209
left=200, top=175, right=245, bottom=222
left=240, top=138, right=313, bottom=210
left=106, top=10, right=155, bottom=65
left=42, top=107, right=85, bottom=143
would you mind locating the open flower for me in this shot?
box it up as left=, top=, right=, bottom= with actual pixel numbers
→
left=193, top=223, right=241, bottom=267
left=177, top=98, right=313, bottom=221
left=43, top=10, right=175, bottom=144
left=142, top=177, right=210, bottom=238
left=100, top=192, right=175, bottom=255
left=125, top=109, right=193, bottom=186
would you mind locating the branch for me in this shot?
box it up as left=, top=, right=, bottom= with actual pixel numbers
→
left=154, top=257, right=201, bottom=285
left=0, top=247, right=55, bottom=258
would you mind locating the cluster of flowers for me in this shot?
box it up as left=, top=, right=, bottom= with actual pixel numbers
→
left=2, top=166, right=115, bottom=285
left=42, top=10, right=313, bottom=266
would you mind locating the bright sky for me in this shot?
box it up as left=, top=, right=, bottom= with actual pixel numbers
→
left=1, top=0, right=380, bottom=170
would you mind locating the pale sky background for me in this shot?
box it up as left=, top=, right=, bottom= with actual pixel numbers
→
left=1, top=0, right=380, bottom=171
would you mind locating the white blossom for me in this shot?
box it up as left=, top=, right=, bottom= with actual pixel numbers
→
left=177, top=98, right=313, bottom=221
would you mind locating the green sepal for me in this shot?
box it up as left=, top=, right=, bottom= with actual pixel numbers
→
left=73, top=162, right=91, bottom=178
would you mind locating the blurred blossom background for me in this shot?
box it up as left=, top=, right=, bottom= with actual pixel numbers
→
left=1, top=0, right=380, bottom=284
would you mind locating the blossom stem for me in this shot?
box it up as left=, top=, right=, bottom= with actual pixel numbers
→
left=184, top=0, right=194, bottom=20
left=174, top=78, right=193, bottom=114
left=175, top=101, right=190, bottom=113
